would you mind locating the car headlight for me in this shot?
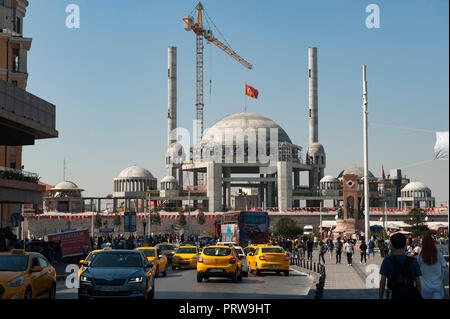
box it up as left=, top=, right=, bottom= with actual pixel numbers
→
left=128, top=277, right=143, bottom=283
left=6, top=276, right=24, bottom=287
left=80, top=276, right=92, bottom=283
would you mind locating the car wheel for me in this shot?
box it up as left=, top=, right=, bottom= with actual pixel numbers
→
left=238, top=271, right=243, bottom=281
left=146, top=284, right=155, bottom=299
left=232, top=270, right=238, bottom=283
left=249, top=264, right=253, bottom=274
left=155, top=266, right=159, bottom=277
left=277, top=271, right=281, bottom=275
left=24, top=287, right=32, bottom=299
left=243, top=271, right=248, bottom=277
left=284, top=270, right=289, bottom=276
left=256, top=266, right=261, bottom=276
left=172, top=265, right=177, bottom=270
left=48, top=282, right=56, bottom=299
left=197, top=273, right=203, bottom=282
left=162, top=268, right=167, bottom=277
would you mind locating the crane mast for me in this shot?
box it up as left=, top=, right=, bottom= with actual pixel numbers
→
left=183, top=2, right=252, bottom=148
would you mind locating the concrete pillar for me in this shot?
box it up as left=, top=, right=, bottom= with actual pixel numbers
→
left=207, top=162, right=222, bottom=212
left=97, top=199, right=101, bottom=213
left=308, top=47, right=318, bottom=145
left=113, top=198, right=117, bottom=214
left=277, top=162, right=293, bottom=209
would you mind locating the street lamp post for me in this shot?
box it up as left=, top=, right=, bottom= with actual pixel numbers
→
left=188, top=190, right=191, bottom=239
left=362, top=65, right=370, bottom=242
left=146, top=187, right=151, bottom=238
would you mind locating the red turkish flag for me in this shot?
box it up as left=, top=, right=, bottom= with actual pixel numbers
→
left=245, top=84, right=258, bottom=99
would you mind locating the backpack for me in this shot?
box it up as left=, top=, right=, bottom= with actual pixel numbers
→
left=387, top=256, right=422, bottom=300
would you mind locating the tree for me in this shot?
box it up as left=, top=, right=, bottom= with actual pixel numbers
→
left=113, top=214, right=121, bottom=227
left=94, top=213, right=102, bottom=229
left=178, top=212, right=186, bottom=227
left=404, top=208, right=435, bottom=237
left=197, top=211, right=206, bottom=225
left=151, top=213, right=161, bottom=225
left=273, top=217, right=303, bottom=238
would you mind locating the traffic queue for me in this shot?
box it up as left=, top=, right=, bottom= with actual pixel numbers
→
left=0, top=241, right=291, bottom=299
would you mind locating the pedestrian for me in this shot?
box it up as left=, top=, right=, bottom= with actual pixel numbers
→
left=327, top=239, right=334, bottom=260
left=55, top=241, right=63, bottom=264
left=368, top=238, right=376, bottom=259
left=417, top=235, right=448, bottom=299
left=360, top=240, right=368, bottom=264
left=298, top=239, right=305, bottom=259
left=306, top=238, right=313, bottom=261
left=335, top=237, right=343, bottom=264
left=378, top=233, right=422, bottom=299
left=318, top=241, right=326, bottom=264
left=344, top=239, right=353, bottom=266
left=313, top=235, right=318, bottom=249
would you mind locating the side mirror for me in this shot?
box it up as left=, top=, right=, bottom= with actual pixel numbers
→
left=82, top=262, right=90, bottom=267
left=146, top=261, right=154, bottom=269
left=31, top=266, right=43, bottom=272
left=79, top=260, right=85, bottom=265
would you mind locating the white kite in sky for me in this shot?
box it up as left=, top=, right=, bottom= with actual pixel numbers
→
left=434, top=132, right=449, bottom=160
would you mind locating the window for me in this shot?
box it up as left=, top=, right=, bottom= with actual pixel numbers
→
left=11, top=80, right=18, bottom=87
left=38, top=257, right=48, bottom=268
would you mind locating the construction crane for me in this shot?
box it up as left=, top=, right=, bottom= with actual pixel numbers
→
left=183, top=2, right=252, bottom=147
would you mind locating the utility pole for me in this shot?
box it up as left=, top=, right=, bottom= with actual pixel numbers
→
left=319, top=202, right=323, bottom=234
left=146, top=187, right=151, bottom=238
left=188, top=190, right=191, bottom=239
left=363, top=65, right=370, bottom=242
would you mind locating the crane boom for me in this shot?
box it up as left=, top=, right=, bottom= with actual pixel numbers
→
left=183, top=2, right=252, bottom=148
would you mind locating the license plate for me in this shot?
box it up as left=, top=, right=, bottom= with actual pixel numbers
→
left=100, top=286, right=119, bottom=292
left=180, top=261, right=189, bottom=264
left=269, top=264, right=280, bottom=268
left=209, top=269, right=223, bottom=273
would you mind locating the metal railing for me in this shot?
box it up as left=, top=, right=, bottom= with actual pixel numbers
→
left=0, top=166, right=39, bottom=183
left=290, top=256, right=326, bottom=299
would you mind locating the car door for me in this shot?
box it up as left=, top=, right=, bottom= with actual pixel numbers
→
left=38, top=257, right=53, bottom=297
left=29, top=256, right=46, bottom=299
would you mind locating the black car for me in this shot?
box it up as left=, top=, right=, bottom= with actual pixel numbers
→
left=78, top=250, right=155, bottom=299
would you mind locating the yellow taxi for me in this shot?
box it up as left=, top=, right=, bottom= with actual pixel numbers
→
left=248, top=245, right=290, bottom=276
left=155, top=242, right=176, bottom=262
left=136, top=247, right=167, bottom=277
left=171, top=245, right=199, bottom=270
left=196, top=246, right=242, bottom=282
left=78, top=249, right=102, bottom=279
left=0, top=249, right=56, bottom=299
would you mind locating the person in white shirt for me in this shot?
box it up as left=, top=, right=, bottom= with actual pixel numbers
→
left=417, top=235, right=448, bottom=299
left=344, top=239, right=353, bottom=266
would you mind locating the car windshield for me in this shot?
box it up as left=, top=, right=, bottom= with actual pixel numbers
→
left=90, top=252, right=143, bottom=268
left=86, top=252, right=97, bottom=262
left=158, top=245, right=174, bottom=250
left=234, top=247, right=244, bottom=255
left=203, top=247, right=231, bottom=256
left=141, top=249, right=156, bottom=257
left=176, top=248, right=197, bottom=254
left=0, top=255, right=29, bottom=271
left=261, top=248, right=284, bottom=254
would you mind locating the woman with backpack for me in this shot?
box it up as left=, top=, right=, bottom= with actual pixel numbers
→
left=417, top=235, right=448, bottom=299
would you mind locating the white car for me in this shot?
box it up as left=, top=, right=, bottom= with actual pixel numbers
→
left=216, top=241, right=238, bottom=247
left=232, top=246, right=248, bottom=277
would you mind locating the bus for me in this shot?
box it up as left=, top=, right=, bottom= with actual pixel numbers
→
left=217, top=211, right=270, bottom=248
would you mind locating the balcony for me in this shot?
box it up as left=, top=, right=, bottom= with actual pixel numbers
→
left=0, top=166, right=44, bottom=204
left=0, top=79, right=58, bottom=145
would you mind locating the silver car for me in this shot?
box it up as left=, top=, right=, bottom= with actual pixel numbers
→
left=233, top=246, right=248, bottom=277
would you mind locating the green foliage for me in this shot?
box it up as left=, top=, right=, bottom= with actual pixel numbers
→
left=112, top=214, right=121, bottom=227
left=197, top=211, right=206, bottom=225
left=94, top=213, right=102, bottom=229
left=151, top=213, right=161, bottom=225
left=273, top=218, right=303, bottom=238
left=178, top=212, right=186, bottom=226
left=404, top=208, right=435, bottom=236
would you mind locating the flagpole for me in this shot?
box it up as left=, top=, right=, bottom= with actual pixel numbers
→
left=363, top=65, right=370, bottom=242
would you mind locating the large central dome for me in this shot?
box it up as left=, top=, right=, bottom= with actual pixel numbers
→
left=201, top=113, right=292, bottom=146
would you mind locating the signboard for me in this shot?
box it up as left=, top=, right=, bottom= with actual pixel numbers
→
left=124, top=212, right=136, bottom=232
left=221, top=224, right=239, bottom=243
left=44, top=228, right=90, bottom=257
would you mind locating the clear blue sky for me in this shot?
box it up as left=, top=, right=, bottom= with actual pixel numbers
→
left=22, top=0, right=449, bottom=204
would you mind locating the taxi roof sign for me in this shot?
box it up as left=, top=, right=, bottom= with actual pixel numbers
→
left=11, top=249, right=26, bottom=255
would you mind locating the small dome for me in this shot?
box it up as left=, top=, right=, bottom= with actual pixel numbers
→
left=402, top=181, right=430, bottom=192
left=320, top=175, right=337, bottom=183
left=161, top=175, right=177, bottom=183
left=117, top=165, right=154, bottom=179
left=53, top=181, right=82, bottom=190
left=338, top=166, right=375, bottom=179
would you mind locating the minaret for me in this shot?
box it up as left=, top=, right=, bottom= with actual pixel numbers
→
left=168, top=46, right=177, bottom=148
left=308, top=47, right=318, bottom=144
left=306, top=47, right=326, bottom=206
